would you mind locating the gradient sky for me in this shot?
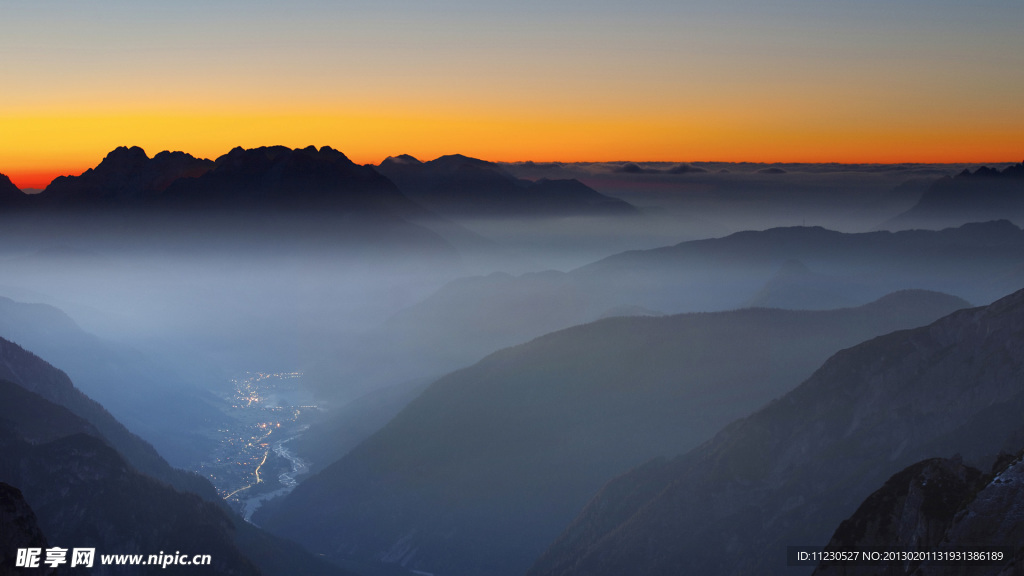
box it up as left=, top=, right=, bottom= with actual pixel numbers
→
left=2, top=0, right=1022, bottom=188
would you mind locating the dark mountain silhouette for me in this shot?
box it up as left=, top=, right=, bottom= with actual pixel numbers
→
left=0, top=337, right=352, bottom=576
left=886, top=162, right=1024, bottom=230
left=39, top=146, right=213, bottom=207
left=377, top=153, right=635, bottom=217
left=5, top=145, right=459, bottom=262
left=811, top=453, right=1024, bottom=576
left=31, top=143, right=417, bottom=213
left=256, top=290, right=967, bottom=576
left=161, top=145, right=412, bottom=213
left=359, top=221, right=1024, bottom=389
left=528, top=287, right=1024, bottom=576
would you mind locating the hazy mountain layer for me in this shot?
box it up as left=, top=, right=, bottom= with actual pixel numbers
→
left=529, top=287, right=1024, bottom=576
left=887, top=163, right=1024, bottom=230
left=351, top=221, right=1024, bottom=390
left=258, top=290, right=968, bottom=576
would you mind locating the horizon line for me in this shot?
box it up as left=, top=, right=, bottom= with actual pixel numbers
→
left=5, top=145, right=1021, bottom=191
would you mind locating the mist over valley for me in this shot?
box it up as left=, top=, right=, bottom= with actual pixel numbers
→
left=1, top=147, right=1023, bottom=575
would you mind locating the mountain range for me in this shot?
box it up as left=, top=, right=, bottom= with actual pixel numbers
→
left=256, top=290, right=969, bottom=576
left=1, top=146, right=638, bottom=223
left=39, top=146, right=214, bottom=208
left=528, top=286, right=1024, bottom=576
left=376, top=153, right=635, bottom=218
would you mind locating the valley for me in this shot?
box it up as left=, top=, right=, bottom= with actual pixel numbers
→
left=196, top=371, right=319, bottom=519
left=1, top=147, right=1021, bottom=576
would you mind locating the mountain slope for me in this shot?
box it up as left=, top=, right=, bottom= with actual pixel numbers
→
left=0, top=375, right=260, bottom=575
left=0, top=336, right=215, bottom=499
left=0, top=295, right=229, bottom=468
left=0, top=431, right=261, bottom=575
left=258, top=290, right=968, bottom=576
left=529, top=287, right=1024, bottom=576
left=0, top=337, right=354, bottom=576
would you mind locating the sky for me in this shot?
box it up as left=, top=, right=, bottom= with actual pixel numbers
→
left=1, top=0, right=1022, bottom=188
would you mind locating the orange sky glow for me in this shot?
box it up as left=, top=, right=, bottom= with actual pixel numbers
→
left=2, top=1, right=1021, bottom=190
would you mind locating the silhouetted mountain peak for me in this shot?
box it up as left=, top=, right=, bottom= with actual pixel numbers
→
left=40, top=146, right=213, bottom=205
left=213, top=145, right=358, bottom=173
left=0, top=172, right=26, bottom=203
left=381, top=154, right=423, bottom=166
left=429, top=154, right=515, bottom=176
left=101, top=145, right=149, bottom=168
left=150, top=144, right=427, bottom=216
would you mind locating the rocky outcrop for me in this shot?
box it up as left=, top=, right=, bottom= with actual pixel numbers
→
left=0, top=483, right=52, bottom=576
left=812, top=451, right=1024, bottom=576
